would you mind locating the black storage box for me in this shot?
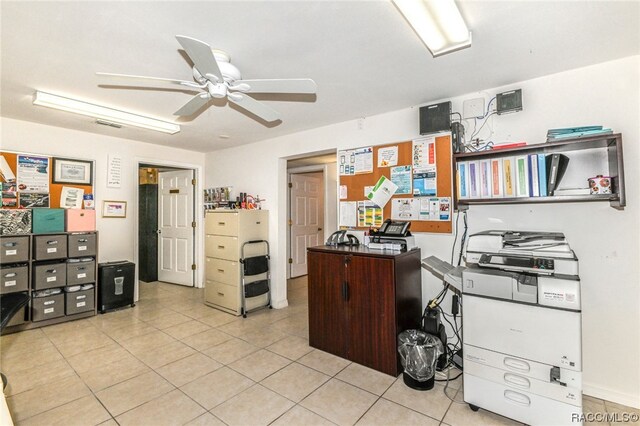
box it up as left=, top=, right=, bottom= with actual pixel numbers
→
left=98, top=261, right=135, bottom=313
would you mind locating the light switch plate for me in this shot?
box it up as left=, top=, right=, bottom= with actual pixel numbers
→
left=463, top=97, right=485, bottom=119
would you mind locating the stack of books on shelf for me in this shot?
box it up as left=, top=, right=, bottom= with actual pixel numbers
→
left=546, top=126, right=612, bottom=141
left=457, top=153, right=571, bottom=200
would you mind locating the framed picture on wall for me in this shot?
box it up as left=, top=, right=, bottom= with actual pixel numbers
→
left=52, top=157, right=93, bottom=185
left=102, top=200, right=127, bottom=218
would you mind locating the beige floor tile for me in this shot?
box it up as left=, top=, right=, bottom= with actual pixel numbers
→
left=0, top=336, right=55, bottom=360
left=115, top=389, right=205, bottom=426
left=162, top=319, right=211, bottom=340
left=180, top=328, right=233, bottom=351
left=382, top=379, right=453, bottom=421
left=119, top=329, right=175, bottom=354
left=262, top=362, right=330, bottom=403
left=184, top=412, right=227, bottom=426
left=336, top=363, right=395, bottom=396
left=41, top=319, right=97, bottom=343
left=0, top=328, right=46, bottom=346
left=228, top=349, right=291, bottom=381
left=4, top=358, right=76, bottom=396
left=20, top=394, right=111, bottom=426
left=298, top=349, right=351, bottom=376
left=103, top=321, right=157, bottom=342
left=218, top=318, right=269, bottom=337
left=77, top=353, right=150, bottom=392
left=157, top=352, right=222, bottom=387
left=271, top=405, right=336, bottom=426
left=212, top=384, right=294, bottom=426
left=54, top=332, right=115, bottom=358
left=95, top=371, right=174, bottom=417
left=98, top=419, right=119, bottom=426
left=197, top=310, right=238, bottom=327
left=357, top=398, right=440, bottom=426
left=203, top=337, right=259, bottom=365
left=0, top=344, right=64, bottom=372
left=266, top=335, right=313, bottom=361
left=132, top=339, right=196, bottom=369
left=442, top=397, right=520, bottom=426
left=605, top=400, right=640, bottom=426
left=180, top=366, right=254, bottom=410
left=65, top=342, right=131, bottom=373
left=5, top=374, right=91, bottom=422
left=179, top=304, right=220, bottom=319
left=91, top=314, right=144, bottom=332
left=435, top=367, right=463, bottom=390
left=237, top=327, right=289, bottom=348
left=145, top=311, right=193, bottom=329
left=300, top=378, right=378, bottom=426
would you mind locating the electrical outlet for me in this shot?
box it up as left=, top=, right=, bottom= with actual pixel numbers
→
left=463, top=97, right=485, bottom=119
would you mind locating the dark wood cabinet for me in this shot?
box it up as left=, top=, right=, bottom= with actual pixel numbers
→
left=307, top=245, right=422, bottom=376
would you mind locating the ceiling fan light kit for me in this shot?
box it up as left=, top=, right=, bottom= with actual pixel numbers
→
left=32, top=91, right=181, bottom=134
left=97, top=35, right=318, bottom=123
left=393, top=0, right=472, bottom=57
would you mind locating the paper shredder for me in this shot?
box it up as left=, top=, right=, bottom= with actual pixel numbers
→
left=98, top=261, right=135, bottom=313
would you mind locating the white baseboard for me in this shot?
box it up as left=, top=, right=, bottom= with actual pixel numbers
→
left=583, top=383, right=640, bottom=409
left=272, top=298, right=289, bottom=309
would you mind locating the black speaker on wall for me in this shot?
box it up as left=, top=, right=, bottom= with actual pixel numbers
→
left=419, top=101, right=451, bottom=135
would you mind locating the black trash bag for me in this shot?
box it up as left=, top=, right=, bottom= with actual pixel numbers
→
left=398, top=329, right=444, bottom=383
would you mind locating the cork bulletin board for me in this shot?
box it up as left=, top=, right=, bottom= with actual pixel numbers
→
left=339, top=134, right=453, bottom=234
left=0, top=151, right=94, bottom=209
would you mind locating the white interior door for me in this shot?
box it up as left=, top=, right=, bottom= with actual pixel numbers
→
left=158, top=170, right=194, bottom=286
left=290, top=173, right=324, bottom=277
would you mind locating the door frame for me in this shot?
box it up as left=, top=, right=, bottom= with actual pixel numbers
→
left=287, top=166, right=325, bottom=279
left=133, top=157, right=204, bottom=301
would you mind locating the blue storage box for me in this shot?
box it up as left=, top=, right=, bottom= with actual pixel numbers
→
left=32, top=208, right=65, bottom=234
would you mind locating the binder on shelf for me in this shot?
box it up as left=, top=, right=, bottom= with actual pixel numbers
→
left=491, top=158, right=504, bottom=198
left=546, top=154, right=570, bottom=196
left=457, top=162, right=469, bottom=199
left=503, top=157, right=516, bottom=198
left=537, top=154, right=548, bottom=197
left=515, top=156, right=529, bottom=197
left=469, top=161, right=480, bottom=198
left=480, top=160, right=492, bottom=198
left=528, top=154, right=540, bottom=197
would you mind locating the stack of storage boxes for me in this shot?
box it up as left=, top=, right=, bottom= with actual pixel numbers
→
left=0, top=210, right=31, bottom=327
left=0, top=207, right=98, bottom=329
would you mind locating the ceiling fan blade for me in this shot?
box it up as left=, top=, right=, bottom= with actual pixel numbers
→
left=228, top=93, right=280, bottom=122
left=175, top=35, right=222, bottom=82
left=174, top=93, right=210, bottom=116
left=96, top=72, right=201, bottom=89
left=233, top=78, right=317, bottom=94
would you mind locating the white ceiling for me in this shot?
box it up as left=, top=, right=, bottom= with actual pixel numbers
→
left=1, top=1, right=638, bottom=153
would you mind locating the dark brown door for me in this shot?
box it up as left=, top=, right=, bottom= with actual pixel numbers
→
left=346, top=255, right=397, bottom=375
left=307, top=251, right=348, bottom=358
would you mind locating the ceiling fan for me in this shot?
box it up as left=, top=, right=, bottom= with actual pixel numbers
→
left=97, top=35, right=317, bottom=123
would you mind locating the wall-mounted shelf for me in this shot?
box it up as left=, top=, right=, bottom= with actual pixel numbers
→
left=454, top=133, right=625, bottom=210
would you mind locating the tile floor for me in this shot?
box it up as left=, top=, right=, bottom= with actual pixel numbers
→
left=1, top=277, right=637, bottom=426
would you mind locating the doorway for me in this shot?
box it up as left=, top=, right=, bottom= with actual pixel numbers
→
left=138, top=163, right=196, bottom=287
left=286, top=151, right=337, bottom=281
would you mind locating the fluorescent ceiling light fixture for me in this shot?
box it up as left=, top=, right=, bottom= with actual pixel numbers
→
left=393, top=0, right=472, bottom=57
left=33, top=91, right=180, bottom=134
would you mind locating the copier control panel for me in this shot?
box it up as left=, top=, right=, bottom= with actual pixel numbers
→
left=478, top=254, right=555, bottom=275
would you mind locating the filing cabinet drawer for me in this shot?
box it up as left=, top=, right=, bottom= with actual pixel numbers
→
left=33, top=234, right=67, bottom=260
left=1, top=265, right=29, bottom=294
left=205, top=212, right=238, bottom=236
left=68, top=234, right=97, bottom=257
left=32, top=293, right=65, bottom=322
left=33, top=262, right=67, bottom=290
left=205, top=257, right=239, bottom=286
left=0, top=236, right=29, bottom=264
left=205, top=280, right=239, bottom=311
left=66, top=260, right=95, bottom=285
left=65, top=288, right=95, bottom=315
left=205, top=235, right=239, bottom=261
left=6, top=304, right=28, bottom=327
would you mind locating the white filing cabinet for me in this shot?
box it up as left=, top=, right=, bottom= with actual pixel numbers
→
left=204, top=210, right=268, bottom=315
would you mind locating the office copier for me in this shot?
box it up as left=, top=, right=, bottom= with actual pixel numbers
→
left=422, top=230, right=583, bottom=425
left=463, top=231, right=582, bottom=426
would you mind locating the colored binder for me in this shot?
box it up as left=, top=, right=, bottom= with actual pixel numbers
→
left=515, top=156, right=529, bottom=197
left=491, top=158, right=504, bottom=198
left=537, top=154, right=548, bottom=197
left=529, top=154, right=540, bottom=197
left=546, top=154, right=570, bottom=195
left=503, top=157, right=516, bottom=198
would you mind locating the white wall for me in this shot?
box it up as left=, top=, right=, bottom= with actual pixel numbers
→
left=205, top=55, right=640, bottom=407
left=1, top=118, right=207, bottom=289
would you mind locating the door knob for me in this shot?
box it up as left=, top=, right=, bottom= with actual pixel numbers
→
left=318, top=228, right=323, bottom=231
left=156, top=229, right=162, bottom=234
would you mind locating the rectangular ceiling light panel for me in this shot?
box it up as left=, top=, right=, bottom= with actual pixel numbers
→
left=393, top=0, right=472, bottom=57
left=33, top=91, right=180, bottom=134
